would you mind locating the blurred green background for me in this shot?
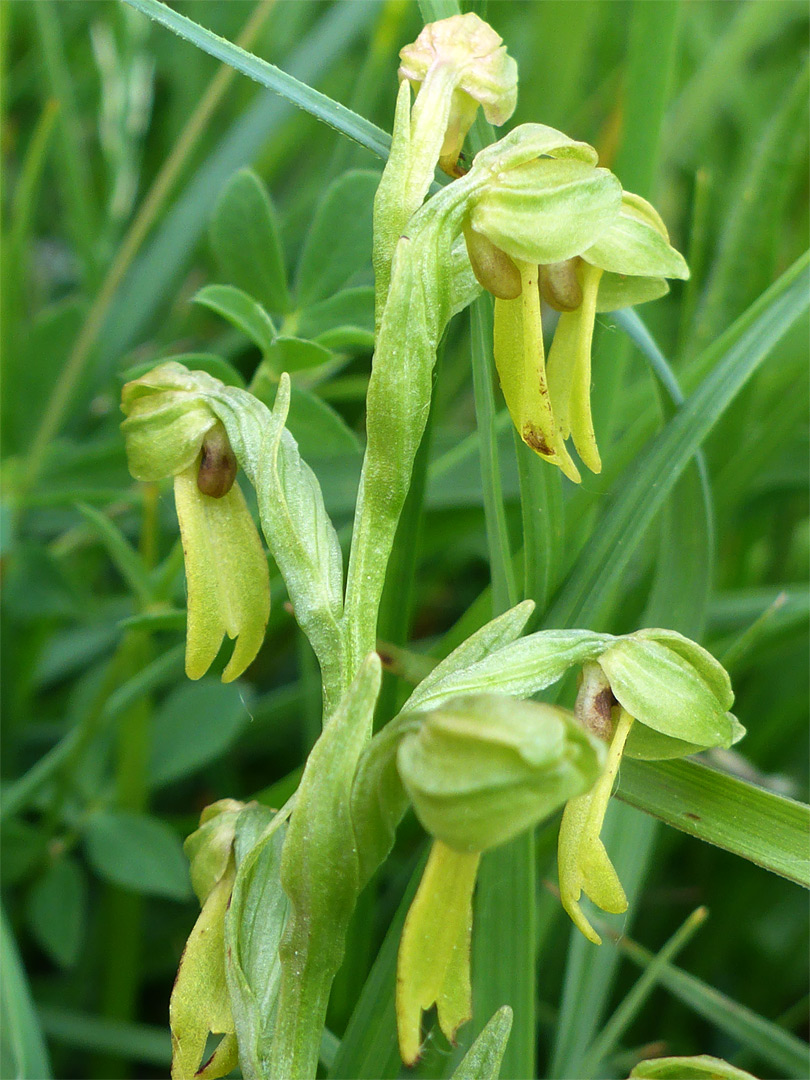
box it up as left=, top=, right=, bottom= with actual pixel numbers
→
left=1, top=2, right=808, bottom=1078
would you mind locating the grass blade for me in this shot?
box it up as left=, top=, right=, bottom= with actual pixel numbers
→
left=123, top=0, right=390, bottom=161
left=470, top=296, right=517, bottom=616
left=578, top=907, right=709, bottom=1078
left=618, top=758, right=810, bottom=888
left=0, top=906, right=52, bottom=1079
left=607, top=920, right=810, bottom=1078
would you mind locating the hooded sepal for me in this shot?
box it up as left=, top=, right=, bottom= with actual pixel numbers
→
left=585, top=191, right=689, bottom=311
left=397, top=694, right=606, bottom=853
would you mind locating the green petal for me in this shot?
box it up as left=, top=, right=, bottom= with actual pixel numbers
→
left=174, top=469, right=270, bottom=683
left=583, top=190, right=689, bottom=279
left=595, top=273, right=669, bottom=313
left=493, top=261, right=580, bottom=482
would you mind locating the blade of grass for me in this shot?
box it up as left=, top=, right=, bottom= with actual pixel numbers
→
left=470, top=296, right=517, bottom=616
left=0, top=906, right=52, bottom=1080
left=515, top=434, right=563, bottom=618
left=601, top=916, right=810, bottom=1078
left=38, top=1006, right=170, bottom=1069
left=618, top=758, right=810, bottom=888
left=615, top=307, right=715, bottom=639
left=579, top=907, right=709, bottom=1078
left=471, top=833, right=536, bottom=1079
left=32, top=1, right=98, bottom=277
left=122, top=0, right=390, bottom=160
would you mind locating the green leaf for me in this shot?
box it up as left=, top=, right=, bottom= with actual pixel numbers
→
left=288, top=386, right=361, bottom=460
left=297, top=286, right=375, bottom=349
left=225, top=806, right=289, bottom=1080
left=38, top=1006, right=171, bottom=1069
left=193, top=283, right=277, bottom=356
left=296, top=170, right=381, bottom=306
left=264, top=337, right=333, bottom=376
left=451, top=1006, right=513, bottom=1080
left=27, top=856, right=87, bottom=969
left=403, top=629, right=611, bottom=714
left=76, top=503, right=153, bottom=608
left=0, top=906, right=52, bottom=1080
left=149, top=679, right=250, bottom=787
left=210, top=167, right=289, bottom=313
left=83, top=810, right=192, bottom=900
left=100, top=1, right=380, bottom=370
left=618, top=757, right=810, bottom=888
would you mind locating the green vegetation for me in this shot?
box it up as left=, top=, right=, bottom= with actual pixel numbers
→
left=2, top=3, right=808, bottom=1079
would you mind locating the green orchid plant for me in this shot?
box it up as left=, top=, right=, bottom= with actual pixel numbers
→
left=117, top=13, right=741, bottom=1080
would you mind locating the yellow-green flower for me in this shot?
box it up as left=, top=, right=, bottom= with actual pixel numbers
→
left=462, top=124, right=624, bottom=481
left=394, top=693, right=605, bottom=1063
left=546, top=192, right=689, bottom=474
left=121, top=364, right=270, bottom=682
left=557, top=630, right=740, bottom=943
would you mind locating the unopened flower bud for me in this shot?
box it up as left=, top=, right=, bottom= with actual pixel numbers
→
left=397, top=694, right=606, bottom=853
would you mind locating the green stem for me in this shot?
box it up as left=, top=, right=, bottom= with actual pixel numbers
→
left=270, top=951, right=335, bottom=1080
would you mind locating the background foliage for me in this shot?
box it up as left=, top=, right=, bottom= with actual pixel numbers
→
left=1, top=2, right=808, bottom=1078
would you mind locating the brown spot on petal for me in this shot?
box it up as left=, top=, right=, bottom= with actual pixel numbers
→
left=522, top=424, right=552, bottom=456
